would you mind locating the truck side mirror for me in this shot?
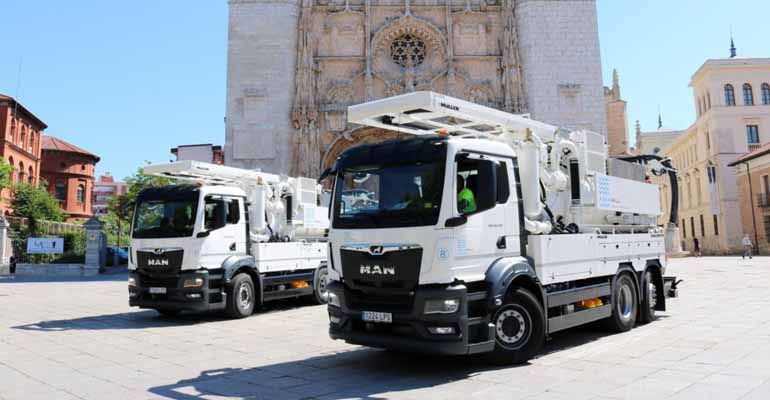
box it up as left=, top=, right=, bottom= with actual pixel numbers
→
left=196, top=231, right=210, bottom=238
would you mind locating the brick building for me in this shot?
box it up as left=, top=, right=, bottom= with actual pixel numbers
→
left=92, top=173, right=128, bottom=216
left=40, top=136, right=100, bottom=221
left=0, top=94, right=45, bottom=215
left=730, top=144, right=770, bottom=255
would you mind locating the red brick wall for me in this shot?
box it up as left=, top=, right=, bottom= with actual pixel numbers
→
left=0, top=105, right=44, bottom=215
left=40, top=150, right=97, bottom=221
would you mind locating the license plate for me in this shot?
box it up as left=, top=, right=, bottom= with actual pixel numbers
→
left=362, top=311, right=392, bottom=323
left=149, top=287, right=167, bottom=294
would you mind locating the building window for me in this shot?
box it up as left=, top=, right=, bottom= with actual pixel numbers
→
left=707, top=92, right=712, bottom=109
left=725, top=84, right=736, bottom=106
left=764, top=216, right=770, bottom=242
left=27, top=166, right=33, bottom=184
left=29, top=133, right=34, bottom=152
left=744, top=83, right=755, bottom=106
left=682, top=218, right=687, bottom=238
left=763, top=83, right=770, bottom=105
left=707, top=163, right=717, bottom=184
left=55, top=183, right=66, bottom=201
left=700, top=214, right=705, bottom=237
left=747, top=125, right=760, bottom=145
left=390, top=34, right=426, bottom=68
left=713, top=214, right=719, bottom=236
left=7, top=157, right=14, bottom=184
left=20, top=128, right=26, bottom=148
left=690, top=217, right=695, bottom=239
left=76, top=184, right=85, bottom=204
left=17, top=162, right=24, bottom=184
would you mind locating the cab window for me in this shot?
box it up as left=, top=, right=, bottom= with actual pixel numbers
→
left=456, top=156, right=500, bottom=215
left=204, top=196, right=240, bottom=231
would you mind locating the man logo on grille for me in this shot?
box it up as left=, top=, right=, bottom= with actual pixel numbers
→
left=370, top=246, right=384, bottom=255
left=360, top=265, right=395, bottom=275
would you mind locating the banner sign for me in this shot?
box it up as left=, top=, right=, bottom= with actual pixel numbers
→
left=27, top=237, right=64, bottom=254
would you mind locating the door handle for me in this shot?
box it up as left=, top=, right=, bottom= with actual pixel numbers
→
left=229, top=243, right=236, bottom=251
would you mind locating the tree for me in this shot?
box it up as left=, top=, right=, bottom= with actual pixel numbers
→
left=103, top=166, right=174, bottom=247
left=11, top=183, right=66, bottom=235
left=0, top=163, right=12, bottom=190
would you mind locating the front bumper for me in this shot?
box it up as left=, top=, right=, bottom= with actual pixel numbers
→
left=327, top=281, right=494, bottom=355
left=128, top=270, right=226, bottom=312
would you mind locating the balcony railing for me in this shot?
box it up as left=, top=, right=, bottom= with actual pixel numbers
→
left=758, top=194, right=770, bottom=209
left=749, top=143, right=763, bottom=152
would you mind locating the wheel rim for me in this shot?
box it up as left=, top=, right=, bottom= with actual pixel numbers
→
left=617, top=281, right=634, bottom=321
left=494, top=305, right=532, bottom=350
left=317, top=269, right=329, bottom=301
left=647, top=272, right=657, bottom=312
left=238, top=282, right=252, bottom=310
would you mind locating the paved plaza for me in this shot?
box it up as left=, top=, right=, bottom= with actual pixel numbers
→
left=1, top=257, right=770, bottom=400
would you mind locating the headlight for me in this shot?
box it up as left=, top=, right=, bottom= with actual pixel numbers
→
left=128, top=277, right=136, bottom=287
left=183, top=277, right=204, bottom=288
left=328, top=292, right=341, bottom=307
left=424, top=298, right=460, bottom=314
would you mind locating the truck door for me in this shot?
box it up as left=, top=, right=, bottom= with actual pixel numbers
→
left=199, top=195, right=246, bottom=269
left=451, top=154, right=512, bottom=279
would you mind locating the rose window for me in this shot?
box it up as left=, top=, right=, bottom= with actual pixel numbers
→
left=390, top=34, right=426, bottom=68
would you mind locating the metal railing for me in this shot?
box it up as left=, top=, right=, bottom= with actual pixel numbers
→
left=758, top=194, right=770, bottom=209
left=749, top=143, right=763, bottom=152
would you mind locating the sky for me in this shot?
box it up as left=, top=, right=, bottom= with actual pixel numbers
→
left=1, top=1, right=769, bottom=180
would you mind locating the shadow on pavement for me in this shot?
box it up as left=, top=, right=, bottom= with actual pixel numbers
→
left=147, top=325, right=622, bottom=399
left=0, top=271, right=128, bottom=284
left=11, top=296, right=321, bottom=332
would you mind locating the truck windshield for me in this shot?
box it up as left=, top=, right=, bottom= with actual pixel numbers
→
left=132, top=187, right=200, bottom=239
left=333, top=162, right=444, bottom=229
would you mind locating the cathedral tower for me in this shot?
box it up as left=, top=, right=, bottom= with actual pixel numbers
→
left=515, top=0, right=607, bottom=135
left=225, top=0, right=302, bottom=173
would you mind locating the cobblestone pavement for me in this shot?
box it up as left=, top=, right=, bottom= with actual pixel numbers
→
left=1, top=257, right=769, bottom=400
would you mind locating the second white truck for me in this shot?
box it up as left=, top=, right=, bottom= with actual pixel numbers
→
left=323, top=92, right=680, bottom=363
left=128, top=161, right=330, bottom=318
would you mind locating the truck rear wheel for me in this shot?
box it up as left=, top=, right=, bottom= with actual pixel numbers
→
left=226, top=273, right=255, bottom=318
left=603, top=273, right=638, bottom=332
left=638, top=270, right=657, bottom=324
left=313, top=266, right=329, bottom=305
left=486, top=287, right=545, bottom=365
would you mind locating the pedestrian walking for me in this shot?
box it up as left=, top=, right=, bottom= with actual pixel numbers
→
left=693, top=238, right=701, bottom=257
left=743, top=234, right=753, bottom=259
left=9, top=253, right=17, bottom=278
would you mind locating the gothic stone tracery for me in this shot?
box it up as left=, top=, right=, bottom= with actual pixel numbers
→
left=290, top=0, right=527, bottom=178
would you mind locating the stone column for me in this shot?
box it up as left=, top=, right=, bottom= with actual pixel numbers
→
left=84, top=216, right=105, bottom=273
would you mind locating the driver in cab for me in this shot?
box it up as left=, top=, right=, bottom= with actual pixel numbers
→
left=457, top=174, right=476, bottom=213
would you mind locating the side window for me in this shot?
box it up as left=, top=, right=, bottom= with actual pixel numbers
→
left=227, top=199, right=240, bottom=224
left=204, top=196, right=227, bottom=231
left=456, top=156, right=498, bottom=215
left=496, top=161, right=510, bottom=204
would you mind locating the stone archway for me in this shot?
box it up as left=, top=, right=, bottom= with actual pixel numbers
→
left=321, top=127, right=410, bottom=171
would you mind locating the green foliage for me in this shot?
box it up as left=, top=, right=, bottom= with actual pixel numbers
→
left=0, top=163, right=12, bottom=190
left=103, top=166, right=175, bottom=246
left=11, top=183, right=66, bottom=235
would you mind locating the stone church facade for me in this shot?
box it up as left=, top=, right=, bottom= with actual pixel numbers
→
left=226, top=0, right=607, bottom=177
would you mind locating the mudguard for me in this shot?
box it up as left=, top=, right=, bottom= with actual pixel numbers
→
left=485, top=257, right=541, bottom=308
left=222, top=255, right=262, bottom=305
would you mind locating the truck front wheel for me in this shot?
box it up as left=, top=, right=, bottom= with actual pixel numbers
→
left=313, top=266, right=329, bottom=305
left=226, top=273, right=256, bottom=318
left=486, top=287, right=545, bottom=365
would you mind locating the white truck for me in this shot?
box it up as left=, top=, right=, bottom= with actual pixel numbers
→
left=323, top=92, right=680, bottom=363
left=127, top=161, right=330, bottom=318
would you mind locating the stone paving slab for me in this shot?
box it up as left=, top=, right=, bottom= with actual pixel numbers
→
left=0, top=257, right=769, bottom=399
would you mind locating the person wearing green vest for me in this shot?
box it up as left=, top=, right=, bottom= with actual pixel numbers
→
left=457, top=175, right=477, bottom=213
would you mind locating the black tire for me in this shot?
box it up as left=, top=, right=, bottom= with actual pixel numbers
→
left=226, top=273, right=256, bottom=318
left=603, top=273, right=638, bottom=332
left=486, top=287, right=545, bottom=365
left=313, top=266, right=329, bottom=305
left=157, top=309, right=182, bottom=317
left=638, top=269, right=657, bottom=324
